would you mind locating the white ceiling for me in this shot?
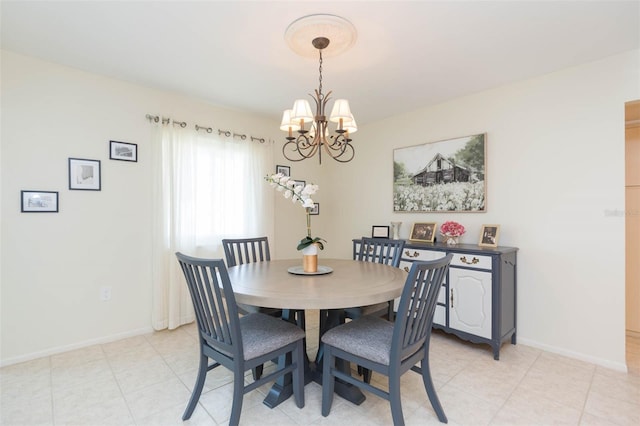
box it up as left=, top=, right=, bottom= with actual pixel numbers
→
left=2, top=1, right=638, bottom=125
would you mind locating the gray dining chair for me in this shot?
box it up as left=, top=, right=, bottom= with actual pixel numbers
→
left=176, top=252, right=305, bottom=425
left=321, top=255, right=453, bottom=426
left=346, top=237, right=406, bottom=321
left=222, top=237, right=281, bottom=316
left=347, top=237, right=405, bottom=383
left=223, top=236, right=294, bottom=380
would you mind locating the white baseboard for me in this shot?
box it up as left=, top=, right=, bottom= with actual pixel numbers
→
left=0, top=326, right=154, bottom=368
left=518, top=337, right=628, bottom=373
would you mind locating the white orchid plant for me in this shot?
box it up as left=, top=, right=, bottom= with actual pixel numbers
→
left=265, top=173, right=326, bottom=251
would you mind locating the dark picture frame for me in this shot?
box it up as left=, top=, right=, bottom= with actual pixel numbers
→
left=276, top=165, right=290, bottom=176
left=69, top=158, right=101, bottom=191
left=409, top=222, right=437, bottom=243
left=109, top=140, right=137, bottom=162
left=21, top=190, right=59, bottom=213
left=479, top=224, right=500, bottom=247
left=293, top=180, right=306, bottom=188
left=309, top=202, right=319, bottom=215
left=372, top=225, right=390, bottom=238
left=393, top=133, right=486, bottom=212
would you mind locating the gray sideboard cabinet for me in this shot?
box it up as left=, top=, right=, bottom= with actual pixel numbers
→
left=353, top=239, right=518, bottom=360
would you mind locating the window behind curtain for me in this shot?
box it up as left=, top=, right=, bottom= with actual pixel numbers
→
left=151, top=122, right=274, bottom=330
left=193, top=133, right=273, bottom=249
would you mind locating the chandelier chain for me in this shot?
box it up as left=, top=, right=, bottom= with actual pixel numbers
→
left=318, top=50, right=323, bottom=98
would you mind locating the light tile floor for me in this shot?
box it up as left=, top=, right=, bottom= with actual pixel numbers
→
left=1, top=311, right=639, bottom=426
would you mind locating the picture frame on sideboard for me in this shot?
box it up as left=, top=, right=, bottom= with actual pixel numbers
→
left=479, top=224, right=500, bottom=247
left=409, top=222, right=437, bottom=243
left=371, top=225, right=390, bottom=238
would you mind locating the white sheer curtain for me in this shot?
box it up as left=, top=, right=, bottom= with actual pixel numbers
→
left=150, top=120, right=274, bottom=330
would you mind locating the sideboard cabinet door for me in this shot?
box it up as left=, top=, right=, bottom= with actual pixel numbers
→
left=449, top=268, right=492, bottom=339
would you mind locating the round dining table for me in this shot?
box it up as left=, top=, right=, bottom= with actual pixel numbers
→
left=227, top=258, right=407, bottom=310
left=227, top=258, right=408, bottom=408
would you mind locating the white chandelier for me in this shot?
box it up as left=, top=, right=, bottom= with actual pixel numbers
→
left=280, top=15, right=357, bottom=164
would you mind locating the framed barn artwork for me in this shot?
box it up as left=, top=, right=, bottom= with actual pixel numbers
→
left=393, top=134, right=486, bottom=212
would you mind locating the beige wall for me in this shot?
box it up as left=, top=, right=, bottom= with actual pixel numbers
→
left=0, top=50, right=279, bottom=364
left=2, top=48, right=639, bottom=371
left=311, top=50, right=639, bottom=371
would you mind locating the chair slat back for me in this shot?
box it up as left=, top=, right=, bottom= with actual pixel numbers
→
left=176, top=252, right=242, bottom=358
left=391, top=254, right=452, bottom=363
left=222, top=237, right=271, bottom=267
left=357, top=237, right=405, bottom=267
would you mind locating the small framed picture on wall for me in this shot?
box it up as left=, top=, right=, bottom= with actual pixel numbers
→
left=21, top=190, right=59, bottom=213
left=276, top=165, right=290, bottom=176
left=109, top=140, right=137, bottom=162
left=479, top=224, right=500, bottom=247
left=69, top=158, right=101, bottom=191
left=309, top=203, right=319, bottom=215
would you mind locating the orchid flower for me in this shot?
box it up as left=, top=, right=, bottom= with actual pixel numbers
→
left=264, top=174, right=326, bottom=250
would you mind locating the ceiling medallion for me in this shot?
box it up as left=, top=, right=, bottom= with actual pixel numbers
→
left=284, top=14, right=357, bottom=58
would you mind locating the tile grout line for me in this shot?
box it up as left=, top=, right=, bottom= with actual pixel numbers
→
left=485, top=349, right=542, bottom=426
left=576, top=364, right=598, bottom=426
left=99, top=341, right=137, bottom=425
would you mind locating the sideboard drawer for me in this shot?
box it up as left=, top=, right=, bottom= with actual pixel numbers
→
left=400, top=258, right=448, bottom=273
left=450, top=253, right=492, bottom=270
left=402, top=248, right=446, bottom=262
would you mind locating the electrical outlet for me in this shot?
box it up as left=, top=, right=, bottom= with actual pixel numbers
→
left=100, top=286, right=112, bottom=301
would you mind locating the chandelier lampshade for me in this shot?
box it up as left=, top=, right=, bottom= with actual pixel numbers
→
left=291, top=100, right=314, bottom=124
left=329, top=99, right=353, bottom=126
left=344, top=117, right=358, bottom=134
left=280, top=109, right=301, bottom=132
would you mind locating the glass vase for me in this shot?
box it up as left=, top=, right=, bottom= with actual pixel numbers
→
left=391, top=221, right=402, bottom=240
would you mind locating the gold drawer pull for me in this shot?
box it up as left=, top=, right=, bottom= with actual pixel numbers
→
left=460, top=256, right=479, bottom=265
left=404, top=250, right=420, bottom=258
left=403, top=266, right=410, bottom=273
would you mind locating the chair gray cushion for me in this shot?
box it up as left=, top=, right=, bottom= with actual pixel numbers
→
left=240, top=313, right=305, bottom=361
left=322, top=316, right=394, bottom=365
